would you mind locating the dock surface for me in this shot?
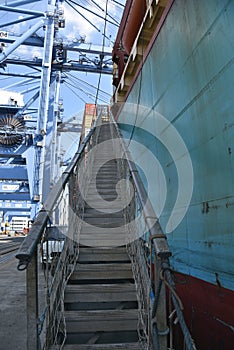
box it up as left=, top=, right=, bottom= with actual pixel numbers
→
left=0, top=236, right=26, bottom=350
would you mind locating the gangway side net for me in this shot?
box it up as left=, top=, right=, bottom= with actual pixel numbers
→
left=16, top=107, right=196, bottom=350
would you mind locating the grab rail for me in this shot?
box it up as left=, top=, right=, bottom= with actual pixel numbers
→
left=110, top=112, right=171, bottom=260
left=15, top=127, right=95, bottom=270
left=15, top=125, right=96, bottom=350
left=109, top=112, right=196, bottom=350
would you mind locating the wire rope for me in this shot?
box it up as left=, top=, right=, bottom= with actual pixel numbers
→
left=94, top=0, right=109, bottom=107
left=65, top=71, right=112, bottom=98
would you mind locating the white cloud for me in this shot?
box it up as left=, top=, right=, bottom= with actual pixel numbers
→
left=4, top=0, right=122, bottom=45
left=61, top=3, right=103, bottom=42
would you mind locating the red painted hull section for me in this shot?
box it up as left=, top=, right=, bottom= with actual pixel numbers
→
left=175, top=273, right=234, bottom=350
left=122, top=0, right=146, bottom=55
left=112, top=0, right=147, bottom=87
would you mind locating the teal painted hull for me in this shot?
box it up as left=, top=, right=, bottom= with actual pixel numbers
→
left=116, top=0, right=234, bottom=291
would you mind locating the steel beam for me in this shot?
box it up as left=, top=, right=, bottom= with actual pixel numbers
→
left=15, top=91, right=40, bottom=118
left=56, top=62, right=113, bottom=74
left=6, top=0, right=41, bottom=7
left=62, top=42, right=112, bottom=56
left=0, top=15, right=39, bottom=29
left=0, top=72, right=40, bottom=78
left=35, top=2, right=56, bottom=202
left=1, top=36, right=113, bottom=54
left=4, top=59, right=113, bottom=74
left=0, top=20, right=44, bottom=63
left=42, top=71, right=61, bottom=200
left=1, top=35, right=44, bottom=47
left=1, top=210, right=31, bottom=217
left=0, top=5, right=44, bottom=17
left=0, top=193, right=30, bottom=201
left=0, top=166, right=28, bottom=180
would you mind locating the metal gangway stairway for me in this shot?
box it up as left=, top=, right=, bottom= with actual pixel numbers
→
left=59, top=120, right=140, bottom=349
left=16, top=110, right=196, bottom=350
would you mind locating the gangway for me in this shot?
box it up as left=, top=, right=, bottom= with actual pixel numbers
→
left=16, top=108, right=196, bottom=350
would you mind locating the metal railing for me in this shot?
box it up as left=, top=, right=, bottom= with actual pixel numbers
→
left=15, top=121, right=97, bottom=349
left=109, top=112, right=196, bottom=350
left=16, top=108, right=196, bottom=350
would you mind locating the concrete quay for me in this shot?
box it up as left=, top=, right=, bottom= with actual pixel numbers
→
left=0, top=236, right=26, bottom=350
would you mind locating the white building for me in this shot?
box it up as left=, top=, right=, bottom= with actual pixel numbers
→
left=0, top=89, right=24, bottom=108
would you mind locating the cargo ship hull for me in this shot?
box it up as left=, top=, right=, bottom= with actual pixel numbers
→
left=113, top=0, right=234, bottom=348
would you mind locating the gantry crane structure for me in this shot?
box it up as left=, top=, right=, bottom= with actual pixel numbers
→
left=0, top=0, right=115, bottom=227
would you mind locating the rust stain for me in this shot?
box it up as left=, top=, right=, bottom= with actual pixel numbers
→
left=215, top=272, right=222, bottom=288
left=226, top=201, right=234, bottom=208
left=223, top=122, right=234, bottom=132
left=202, top=202, right=209, bottom=214
left=202, top=201, right=220, bottom=213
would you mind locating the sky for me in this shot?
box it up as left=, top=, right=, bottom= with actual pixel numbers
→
left=0, top=0, right=125, bottom=119
left=0, top=0, right=125, bottom=160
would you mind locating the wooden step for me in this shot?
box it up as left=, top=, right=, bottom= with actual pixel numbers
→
left=88, top=183, right=119, bottom=190
left=95, top=171, right=118, bottom=175
left=83, top=202, right=124, bottom=210
left=90, top=178, right=119, bottom=184
left=78, top=247, right=130, bottom=262
left=65, top=309, right=138, bottom=333
left=90, top=167, right=117, bottom=172
left=94, top=163, right=117, bottom=166
left=85, top=189, right=117, bottom=195
left=93, top=159, right=116, bottom=163
left=65, top=283, right=137, bottom=303
left=80, top=225, right=127, bottom=235
left=71, top=263, right=133, bottom=280
left=82, top=217, right=124, bottom=223
left=85, top=196, right=120, bottom=204
left=94, top=180, right=118, bottom=184
left=51, top=343, right=142, bottom=349
left=82, top=217, right=125, bottom=228
left=83, top=210, right=124, bottom=218
left=89, top=182, right=119, bottom=187
left=80, top=228, right=127, bottom=236
left=79, top=235, right=129, bottom=248
left=91, top=167, right=117, bottom=172
left=87, top=189, right=119, bottom=193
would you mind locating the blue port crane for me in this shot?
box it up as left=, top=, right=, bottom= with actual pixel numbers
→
left=0, top=0, right=115, bottom=225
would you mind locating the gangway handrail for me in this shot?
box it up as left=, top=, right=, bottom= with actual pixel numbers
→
left=110, top=112, right=171, bottom=260
left=15, top=126, right=95, bottom=270
left=109, top=112, right=196, bottom=350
